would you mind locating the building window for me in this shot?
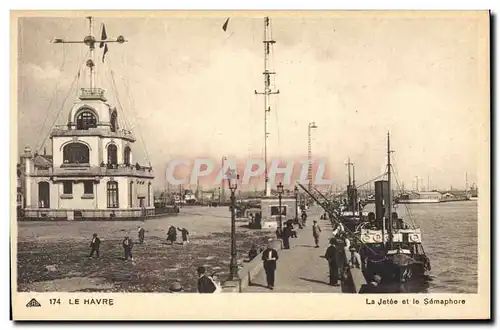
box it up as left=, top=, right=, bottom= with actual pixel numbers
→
left=76, top=111, right=97, bottom=130
left=129, top=181, right=133, bottom=207
left=63, top=143, right=90, bottom=164
left=38, top=182, right=50, bottom=208
left=63, top=181, right=73, bottom=195
left=124, top=146, right=131, bottom=166
left=270, top=205, right=287, bottom=217
left=110, top=111, right=118, bottom=132
left=107, top=181, right=119, bottom=208
left=148, top=183, right=151, bottom=207
left=84, top=181, right=94, bottom=194
left=107, top=144, right=118, bottom=165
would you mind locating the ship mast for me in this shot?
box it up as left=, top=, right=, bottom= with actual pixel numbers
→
left=352, top=163, right=357, bottom=213
left=387, top=131, right=393, bottom=248
left=255, top=17, right=280, bottom=197
left=345, top=158, right=353, bottom=211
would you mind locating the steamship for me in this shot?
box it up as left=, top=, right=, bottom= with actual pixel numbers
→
left=356, top=133, right=431, bottom=291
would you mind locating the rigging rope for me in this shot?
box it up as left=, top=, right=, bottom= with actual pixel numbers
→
left=108, top=57, right=152, bottom=167
left=269, top=19, right=281, bottom=159
left=105, top=57, right=133, bottom=131
left=35, top=43, right=67, bottom=154
left=330, top=172, right=387, bottom=199
left=122, top=77, right=152, bottom=167
left=36, top=50, right=89, bottom=154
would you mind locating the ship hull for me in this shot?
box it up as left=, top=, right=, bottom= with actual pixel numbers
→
left=396, top=199, right=441, bottom=204
left=440, top=197, right=470, bottom=203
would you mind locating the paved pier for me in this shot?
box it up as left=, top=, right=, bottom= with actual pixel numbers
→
left=243, top=208, right=342, bottom=293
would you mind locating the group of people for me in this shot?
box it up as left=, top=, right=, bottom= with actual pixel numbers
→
left=166, top=225, right=190, bottom=245
left=88, top=232, right=137, bottom=261
left=88, top=224, right=191, bottom=262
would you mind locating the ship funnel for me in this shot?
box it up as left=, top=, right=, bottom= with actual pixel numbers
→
left=374, top=180, right=390, bottom=220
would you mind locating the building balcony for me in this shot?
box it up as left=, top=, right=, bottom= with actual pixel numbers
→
left=32, top=163, right=154, bottom=179
left=79, top=88, right=107, bottom=101
left=50, top=126, right=136, bottom=142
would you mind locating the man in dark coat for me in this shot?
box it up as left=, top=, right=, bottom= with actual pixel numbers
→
left=324, top=238, right=340, bottom=286
left=89, top=233, right=101, bottom=258
left=282, top=223, right=293, bottom=249
left=137, top=225, right=145, bottom=244
left=122, top=236, right=134, bottom=260
left=197, top=266, right=216, bottom=293
left=167, top=226, right=177, bottom=244
left=262, top=242, right=279, bottom=289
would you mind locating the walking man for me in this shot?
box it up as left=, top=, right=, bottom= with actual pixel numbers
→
left=89, top=233, right=101, bottom=258
left=312, top=220, right=322, bottom=248
left=122, top=235, right=134, bottom=260
left=262, top=241, right=279, bottom=290
left=137, top=225, right=145, bottom=244
left=324, top=238, right=340, bottom=286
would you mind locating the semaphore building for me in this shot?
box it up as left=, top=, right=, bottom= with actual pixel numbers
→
left=19, top=17, right=154, bottom=220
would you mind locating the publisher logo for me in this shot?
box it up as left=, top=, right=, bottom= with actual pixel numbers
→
left=26, top=298, right=41, bottom=308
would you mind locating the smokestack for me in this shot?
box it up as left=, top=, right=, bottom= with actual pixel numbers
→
left=375, top=180, right=389, bottom=221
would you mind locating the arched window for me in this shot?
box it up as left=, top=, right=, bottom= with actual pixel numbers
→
left=107, top=144, right=118, bottom=165
left=124, top=146, right=131, bottom=166
left=76, top=110, right=97, bottom=130
left=110, top=111, right=118, bottom=132
left=107, top=181, right=119, bottom=208
left=63, top=143, right=90, bottom=164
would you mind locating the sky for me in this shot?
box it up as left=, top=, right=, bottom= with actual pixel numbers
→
left=16, top=12, right=487, bottom=191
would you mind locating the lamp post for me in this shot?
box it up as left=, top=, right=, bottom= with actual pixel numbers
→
left=277, top=182, right=284, bottom=230
left=294, top=186, right=299, bottom=224
left=228, top=169, right=239, bottom=281
left=308, top=122, right=318, bottom=194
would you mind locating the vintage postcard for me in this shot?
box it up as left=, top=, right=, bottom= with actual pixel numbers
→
left=11, top=10, right=490, bottom=320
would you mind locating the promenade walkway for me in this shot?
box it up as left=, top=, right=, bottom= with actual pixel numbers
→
left=244, top=207, right=342, bottom=293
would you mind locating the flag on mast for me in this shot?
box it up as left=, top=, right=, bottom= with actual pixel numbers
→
left=222, top=18, right=230, bottom=31
left=100, top=23, right=109, bottom=62
left=102, top=44, right=109, bottom=63
left=100, top=24, right=107, bottom=48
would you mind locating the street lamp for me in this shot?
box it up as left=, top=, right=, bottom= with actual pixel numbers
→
left=228, top=169, right=240, bottom=281
left=294, top=185, right=299, bottom=224
left=277, top=182, right=284, bottom=231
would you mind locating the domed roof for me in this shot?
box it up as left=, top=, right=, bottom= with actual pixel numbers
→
left=67, top=99, right=113, bottom=125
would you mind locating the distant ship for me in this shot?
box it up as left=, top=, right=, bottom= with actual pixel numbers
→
left=395, top=190, right=471, bottom=204
left=439, top=192, right=471, bottom=203
left=395, top=191, right=442, bottom=204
